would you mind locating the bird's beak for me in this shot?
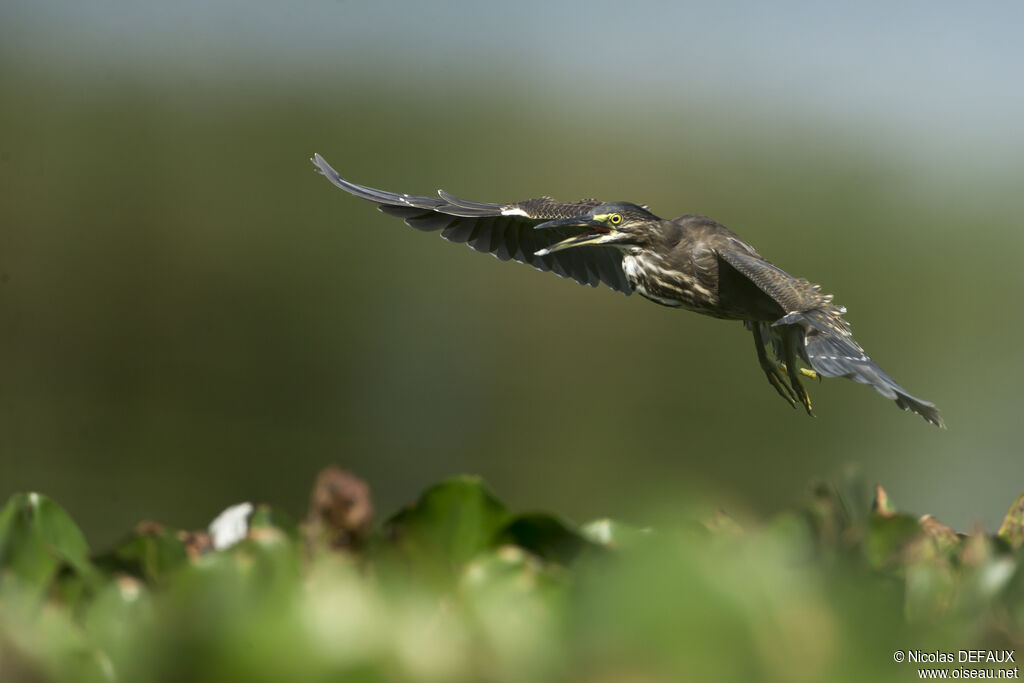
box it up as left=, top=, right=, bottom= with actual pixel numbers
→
left=533, top=216, right=625, bottom=256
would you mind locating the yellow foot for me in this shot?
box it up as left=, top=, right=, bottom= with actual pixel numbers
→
left=778, top=363, right=815, bottom=415
left=789, top=375, right=815, bottom=416
left=798, top=392, right=814, bottom=415
left=779, top=364, right=819, bottom=381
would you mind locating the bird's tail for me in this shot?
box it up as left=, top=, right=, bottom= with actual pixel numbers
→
left=773, top=309, right=944, bottom=428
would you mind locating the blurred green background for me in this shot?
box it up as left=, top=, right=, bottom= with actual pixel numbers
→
left=2, top=1, right=1022, bottom=548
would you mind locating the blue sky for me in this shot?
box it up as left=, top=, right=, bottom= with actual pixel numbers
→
left=6, top=0, right=1023, bottom=171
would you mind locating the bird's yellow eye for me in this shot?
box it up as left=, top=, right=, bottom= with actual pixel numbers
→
left=609, top=213, right=622, bottom=225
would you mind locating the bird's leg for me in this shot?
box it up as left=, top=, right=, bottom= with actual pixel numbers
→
left=751, top=323, right=798, bottom=408
left=781, top=329, right=814, bottom=416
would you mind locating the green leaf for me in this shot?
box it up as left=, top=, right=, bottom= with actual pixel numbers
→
left=0, top=492, right=92, bottom=594
left=765, top=512, right=817, bottom=562
left=95, top=523, right=189, bottom=584
left=459, top=545, right=567, bottom=679
left=865, top=514, right=921, bottom=568
left=380, top=476, right=511, bottom=583
left=496, top=513, right=595, bottom=565
left=918, top=514, right=960, bottom=556
left=997, top=491, right=1024, bottom=549
left=461, top=545, right=564, bottom=596
left=904, top=561, right=956, bottom=621
left=248, top=505, right=298, bottom=537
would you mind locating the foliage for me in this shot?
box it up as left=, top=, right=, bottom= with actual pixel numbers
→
left=1, top=470, right=1022, bottom=683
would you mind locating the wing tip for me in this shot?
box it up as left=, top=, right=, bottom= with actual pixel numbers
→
left=310, top=152, right=335, bottom=178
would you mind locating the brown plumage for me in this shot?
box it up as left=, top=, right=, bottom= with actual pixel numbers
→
left=312, top=153, right=943, bottom=427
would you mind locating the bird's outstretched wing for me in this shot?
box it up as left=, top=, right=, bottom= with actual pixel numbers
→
left=311, top=154, right=631, bottom=294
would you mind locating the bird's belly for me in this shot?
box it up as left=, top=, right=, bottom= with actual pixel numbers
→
left=633, top=281, right=683, bottom=308
left=624, top=254, right=732, bottom=316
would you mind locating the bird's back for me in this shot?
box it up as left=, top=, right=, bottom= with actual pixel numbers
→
left=665, top=215, right=838, bottom=322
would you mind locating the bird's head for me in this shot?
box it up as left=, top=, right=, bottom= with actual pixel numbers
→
left=533, top=202, right=661, bottom=256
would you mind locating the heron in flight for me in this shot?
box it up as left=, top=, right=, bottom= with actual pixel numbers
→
left=312, top=153, right=942, bottom=427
